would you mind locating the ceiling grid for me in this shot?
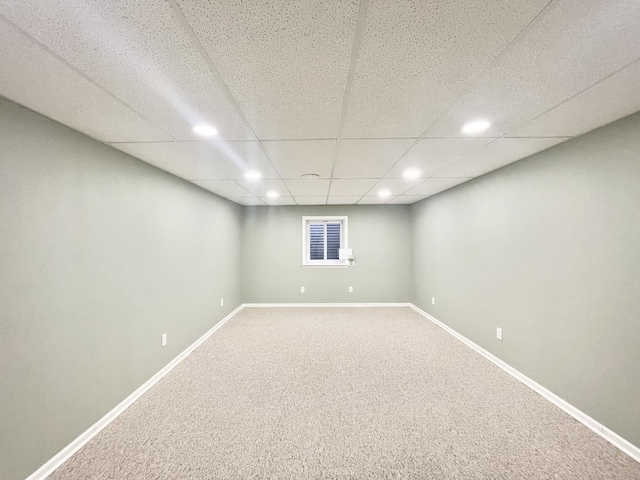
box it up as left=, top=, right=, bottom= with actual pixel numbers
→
left=1, top=0, right=639, bottom=205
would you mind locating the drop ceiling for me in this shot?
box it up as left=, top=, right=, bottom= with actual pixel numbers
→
left=1, top=0, right=639, bottom=206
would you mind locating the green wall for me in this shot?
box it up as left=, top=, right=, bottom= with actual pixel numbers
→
left=242, top=205, right=411, bottom=303
left=0, top=98, right=244, bottom=480
left=411, top=112, right=640, bottom=447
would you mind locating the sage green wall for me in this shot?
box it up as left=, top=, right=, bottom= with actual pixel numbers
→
left=242, top=205, right=411, bottom=303
left=0, top=98, right=243, bottom=480
left=411, top=113, right=640, bottom=448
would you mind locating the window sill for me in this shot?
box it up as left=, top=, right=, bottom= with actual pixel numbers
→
left=301, top=264, right=349, bottom=269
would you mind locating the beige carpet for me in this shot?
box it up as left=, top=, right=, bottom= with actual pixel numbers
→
left=50, top=307, right=640, bottom=479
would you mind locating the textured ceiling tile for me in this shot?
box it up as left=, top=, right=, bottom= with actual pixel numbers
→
left=386, top=137, right=493, bottom=178
left=284, top=179, right=330, bottom=197
left=262, top=140, right=335, bottom=178
left=327, top=196, right=361, bottom=205
left=260, top=196, right=297, bottom=206
left=508, top=61, right=640, bottom=138
left=358, top=196, right=395, bottom=205
left=342, top=0, right=550, bottom=138
left=236, top=179, right=289, bottom=197
left=191, top=180, right=253, bottom=197
left=180, top=142, right=279, bottom=180
left=0, top=0, right=254, bottom=141
left=370, top=178, right=423, bottom=197
left=175, top=0, right=360, bottom=139
left=228, top=197, right=266, bottom=206
left=0, top=22, right=171, bottom=143
left=405, top=177, right=473, bottom=196
left=329, top=179, right=377, bottom=197
left=437, top=137, right=569, bottom=178
left=333, top=139, right=415, bottom=178
left=388, top=195, right=428, bottom=204
left=424, top=0, right=640, bottom=138
left=110, top=142, right=228, bottom=180
left=295, top=197, right=328, bottom=205
left=114, top=140, right=279, bottom=181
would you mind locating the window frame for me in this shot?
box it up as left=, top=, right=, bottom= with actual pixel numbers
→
left=301, top=216, right=348, bottom=268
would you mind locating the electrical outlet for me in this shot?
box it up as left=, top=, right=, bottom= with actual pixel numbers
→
left=220, top=298, right=224, bottom=307
left=161, top=333, right=167, bottom=347
left=431, top=297, right=435, bottom=305
left=300, top=286, right=305, bottom=293
left=496, top=327, right=503, bottom=341
left=348, top=286, right=353, bottom=293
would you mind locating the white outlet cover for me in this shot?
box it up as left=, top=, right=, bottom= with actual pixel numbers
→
left=496, top=328, right=503, bottom=341
left=349, top=286, right=353, bottom=293
left=431, top=297, right=435, bottom=305
left=301, top=286, right=305, bottom=293
left=161, top=333, right=167, bottom=347
left=220, top=298, right=224, bottom=307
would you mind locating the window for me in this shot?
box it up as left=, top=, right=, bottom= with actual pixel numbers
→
left=302, top=216, right=348, bottom=266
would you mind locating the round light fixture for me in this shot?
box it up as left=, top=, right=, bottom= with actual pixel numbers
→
left=300, top=173, right=321, bottom=179
left=244, top=170, right=262, bottom=181
left=403, top=168, right=421, bottom=179
left=461, top=119, right=490, bottom=135
left=192, top=124, right=218, bottom=137
left=378, top=189, right=391, bottom=198
left=266, top=191, right=279, bottom=198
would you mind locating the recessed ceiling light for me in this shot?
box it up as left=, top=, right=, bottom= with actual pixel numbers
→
left=300, top=173, right=321, bottom=179
left=461, top=119, right=490, bottom=135
left=244, top=170, right=262, bottom=181
left=192, top=124, right=218, bottom=137
left=403, top=168, right=421, bottom=179
left=266, top=191, right=279, bottom=198
left=378, top=189, right=391, bottom=198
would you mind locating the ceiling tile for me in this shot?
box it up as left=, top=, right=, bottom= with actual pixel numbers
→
left=508, top=61, right=640, bottom=138
left=191, top=180, right=253, bottom=197
left=342, top=0, right=551, bottom=138
left=424, top=1, right=640, bottom=138
left=228, top=197, right=266, bottom=206
left=236, top=179, right=289, bottom=197
left=388, top=195, right=428, bottom=204
left=370, top=178, right=424, bottom=197
left=295, top=197, right=328, bottom=205
left=111, top=142, right=228, bottom=180
left=437, top=137, right=569, bottom=178
left=0, top=22, right=171, bottom=143
left=175, top=0, right=360, bottom=139
left=262, top=140, right=335, bottom=178
left=0, top=0, right=254, bottom=141
left=284, top=179, right=330, bottom=197
left=114, top=141, right=279, bottom=181
left=260, top=196, right=297, bottom=206
left=329, top=179, right=378, bottom=197
left=386, top=137, right=493, bottom=178
left=326, top=196, right=361, bottom=205
left=180, top=141, right=279, bottom=180
left=358, top=196, right=396, bottom=205
left=333, top=139, right=415, bottom=178
left=405, top=178, right=473, bottom=196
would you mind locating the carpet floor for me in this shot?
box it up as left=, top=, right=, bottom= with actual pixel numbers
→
left=50, top=307, right=640, bottom=479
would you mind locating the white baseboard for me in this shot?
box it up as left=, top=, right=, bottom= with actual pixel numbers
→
left=243, top=303, right=412, bottom=307
left=409, top=304, right=640, bottom=464
left=26, top=304, right=245, bottom=480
